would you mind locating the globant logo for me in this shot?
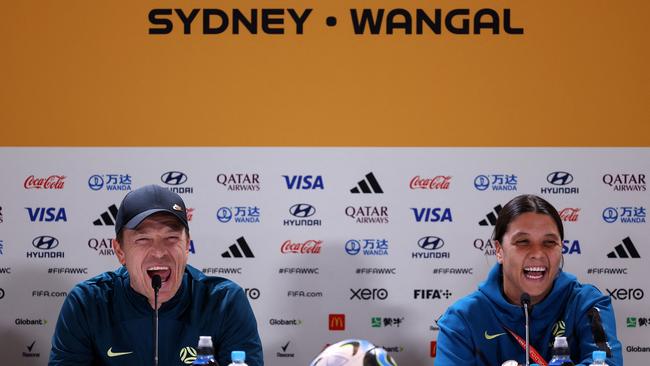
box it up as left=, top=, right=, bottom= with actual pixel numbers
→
left=27, top=236, right=64, bottom=259
left=562, top=240, right=581, bottom=255
left=411, top=208, right=453, bottom=223
left=87, top=238, right=115, bottom=256
left=216, top=173, right=260, bottom=191
left=474, top=238, right=497, bottom=256
left=88, top=174, right=132, bottom=191
left=474, top=174, right=518, bottom=191
left=269, top=318, right=303, bottom=326
left=0, top=239, right=4, bottom=255
left=409, top=176, right=451, bottom=190
left=540, top=171, right=579, bottom=194
left=345, top=239, right=388, bottom=256
left=345, top=206, right=389, bottom=224
left=602, top=206, right=646, bottom=224
left=26, top=207, right=67, bottom=222
left=0, top=206, right=3, bottom=223
left=558, top=208, right=580, bottom=222
left=217, top=206, right=261, bottom=223
left=24, top=175, right=65, bottom=190
left=15, top=318, right=48, bottom=326
left=626, top=345, right=650, bottom=353
left=283, top=175, right=324, bottom=190
left=0, top=287, right=4, bottom=299
left=412, top=236, right=450, bottom=259
left=603, top=174, right=646, bottom=192
left=160, top=171, right=194, bottom=194
left=280, top=240, right=322, bottom=254
left=284, top=203, right=322, bottom=226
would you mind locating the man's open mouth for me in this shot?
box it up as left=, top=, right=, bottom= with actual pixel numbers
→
left=523, top=266, right=546, bottom=280
left=146, top=266, right=171, bottom=282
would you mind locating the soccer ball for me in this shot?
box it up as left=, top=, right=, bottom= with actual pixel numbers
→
left=309, top=339, right=397, bottom=366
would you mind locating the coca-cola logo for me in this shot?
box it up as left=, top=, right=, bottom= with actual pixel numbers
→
left=24, top=175, right=66, bottom=190
left=558, top=208, right=580, bottom=222
left=280, top=240, right=322, bottom=254
left=409, top=176, right=451, bottom=190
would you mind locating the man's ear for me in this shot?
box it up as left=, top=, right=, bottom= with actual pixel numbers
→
left=495, top=240, right=504, bottom=264
left=113, top=238, right=126, bottom=265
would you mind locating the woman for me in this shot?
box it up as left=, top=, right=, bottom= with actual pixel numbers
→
left=434, top=194, right=622, bottom=366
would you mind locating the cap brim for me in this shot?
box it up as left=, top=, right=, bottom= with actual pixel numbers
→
left=123, top=208, right=188, bottom=231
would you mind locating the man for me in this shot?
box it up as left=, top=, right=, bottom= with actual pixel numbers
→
left=49, top=185, right=263, bottom=365
left=434, top=194, right=622, bottom=366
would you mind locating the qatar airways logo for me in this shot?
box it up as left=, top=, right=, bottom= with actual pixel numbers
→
left=558, top=208, right=580, bottom=222
left=409, top=176, right=451, bottom=190
left=24, top=175, right=65, bottom=190
left=280, top=240, right=322, bottom=254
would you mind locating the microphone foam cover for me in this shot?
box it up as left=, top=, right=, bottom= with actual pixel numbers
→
left=151, top=274, right=162, bottom=291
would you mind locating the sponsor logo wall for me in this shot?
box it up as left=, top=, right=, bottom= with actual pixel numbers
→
left=0, top=148, right=647, bottom=365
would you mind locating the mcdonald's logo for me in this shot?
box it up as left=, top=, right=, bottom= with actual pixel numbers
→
left=328, top=314, right=345, bottom=331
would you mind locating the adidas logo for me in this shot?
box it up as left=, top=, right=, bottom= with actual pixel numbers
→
left=93, top=204, right=118, bottom=226
left=221, top=237, right=255, bottom=258
left=607, top=237, right=640, bottom=258
left=350, top=172, right=384, bottom=194
left=479, top=205, right=502, bottom=226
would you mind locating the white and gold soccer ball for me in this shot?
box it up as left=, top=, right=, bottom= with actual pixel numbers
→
left=309, top=339, right=397, bottom=366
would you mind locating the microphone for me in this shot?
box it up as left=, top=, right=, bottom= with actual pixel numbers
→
left=152, top=275, right=162, bottom=366
left=520, top=293, right=531, bottom=366
left=587, top=307, right=612, bottom=357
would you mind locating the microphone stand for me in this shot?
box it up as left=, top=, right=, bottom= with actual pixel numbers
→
left=152, top=275, right=162, bottom=366
left=521, top=293, right=531, bottom=366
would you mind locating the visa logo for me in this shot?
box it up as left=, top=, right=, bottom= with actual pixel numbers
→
left=411, top=208, right=453, bottom=222
left=26, top=208, right=67, bottom=222
left=282, top=175, right=324, bottom=190
left=562, top=239, right=581, bottom=254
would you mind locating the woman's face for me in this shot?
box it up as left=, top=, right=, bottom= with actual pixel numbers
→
left=495, top=212, right=563, bottom=305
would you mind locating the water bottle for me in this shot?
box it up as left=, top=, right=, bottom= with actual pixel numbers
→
left=227, top=351, right=248, bottom=366
left=589, top=350, right=607, bottom=366
left=192, top=336, right=218, bottom=365
left=549, top=336, right=571, bottom=366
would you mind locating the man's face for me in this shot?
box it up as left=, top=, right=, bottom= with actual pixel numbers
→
left=495, top=212, right=562, bottom=305
left=114, top=213, right=189, bottom=308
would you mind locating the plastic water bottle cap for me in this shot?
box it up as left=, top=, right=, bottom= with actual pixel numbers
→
left=198, top=336, right=213, bottom=348
left=231, top=350, right=246, bottom=362
left=593, top=350, right=606, bottom=361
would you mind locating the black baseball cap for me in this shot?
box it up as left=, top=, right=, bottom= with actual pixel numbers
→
left=115, top=184, right=189, bottom=236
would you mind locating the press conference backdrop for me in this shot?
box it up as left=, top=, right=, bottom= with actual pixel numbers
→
left=0, top=147, right=647, bottom=365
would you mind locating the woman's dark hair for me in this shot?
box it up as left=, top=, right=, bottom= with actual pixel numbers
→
left=492, top=194, right=564, bottom=243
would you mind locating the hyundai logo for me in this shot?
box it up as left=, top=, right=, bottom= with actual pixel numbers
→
left=32, top=236, right=59, bottom=250
left=161, top=171, right=188, bottom=186
left=418, top=236, right=444, bottom=250
left=602, top=207, right=618, bottom=223
left=216, top=207, right=233, bottom=223
left=547, top=171, right=574, bottom=186
left=473, top=175, right=490, bottom=191
left=87, top=175, right=104, bottom=191
left=345, top=240, right=361, bottom=255
left=289, top=204, right=316, bottom=218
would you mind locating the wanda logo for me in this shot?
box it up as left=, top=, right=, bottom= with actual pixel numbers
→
left=281, top=240, right=322, bottom=254
left=24, top=175, right=66, bottom=189
left=409, top=176, right=451, bottom=190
